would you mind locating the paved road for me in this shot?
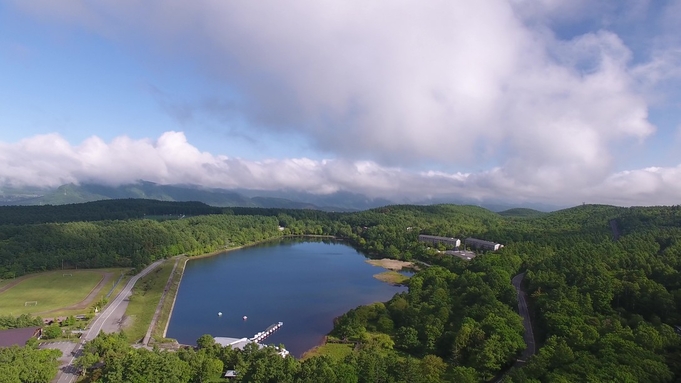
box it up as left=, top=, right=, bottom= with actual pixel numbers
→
left=41, top=341, right=80, bottom=382
left=491, top=272, right=537, bottom=383
left=53, top=260, right=164, bottom=383
left=512, top=272, right=536, bottom=362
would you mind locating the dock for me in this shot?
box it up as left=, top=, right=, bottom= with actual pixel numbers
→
left=214, top=322, right=288, bottom=356
left=250, top=322, right=283, bottom=343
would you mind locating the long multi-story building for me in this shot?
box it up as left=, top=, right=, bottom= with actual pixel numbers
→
left=418, top=234, right=461, bottom=248
left=465, top=238, right=503, bottom=251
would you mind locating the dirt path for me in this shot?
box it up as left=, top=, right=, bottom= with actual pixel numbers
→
left=37, top=272, right=114, bottom=315
left=0, top=274, right=34, bottom=294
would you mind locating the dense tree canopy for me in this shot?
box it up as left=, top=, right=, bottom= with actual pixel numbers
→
left=0, top=345, right=60, bottom=383
left=2, top=202, right=681, bottom=381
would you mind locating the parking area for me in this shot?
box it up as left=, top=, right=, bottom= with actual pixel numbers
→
left=39, top=341, right=79, bottom=365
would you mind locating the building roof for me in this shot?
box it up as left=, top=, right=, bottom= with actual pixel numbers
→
left=214, top=337, right=256, bottom=351
left=225, top=370, right=238, bottom=378
left=465, top=237, right=496, bottom=244
left=0, top=327, right=41, bottom=348
left=419, top=235, right=459, bottom=240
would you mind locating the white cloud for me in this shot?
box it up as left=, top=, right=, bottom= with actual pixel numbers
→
left=6, top=1, right=680, bottom=206
left=1, top=132, right=680, bottom=206
left=9, top=2, right=655, bottom=164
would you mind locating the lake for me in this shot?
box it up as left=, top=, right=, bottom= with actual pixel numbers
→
left=166, top=238, right=407, bottom=357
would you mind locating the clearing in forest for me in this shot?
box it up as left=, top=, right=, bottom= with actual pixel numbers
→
left=365, top=258, right=414, bottom=271
left=0, top=270, right=106, bottom=316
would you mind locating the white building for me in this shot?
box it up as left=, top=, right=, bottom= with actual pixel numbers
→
left=418, top=235, right=461, bottom=248
left=465, top=238, right=503, bottom=251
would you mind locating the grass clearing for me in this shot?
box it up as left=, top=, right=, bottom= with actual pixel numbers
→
left=302, top=342, right=354, bottom=361
left=373, top=271, right=410, bottom=285
left=0, top=270, right=104, bottom=316
left=153, top=256, right=187, bottom=341
left=123, top=259, right=174, bottom=343
left=45, top=268, right=132, bottom=318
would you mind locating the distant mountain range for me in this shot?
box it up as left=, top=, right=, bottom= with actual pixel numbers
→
left=0, top=182, right=389, bottom=212
left=0, top=181, right=560, bottom=212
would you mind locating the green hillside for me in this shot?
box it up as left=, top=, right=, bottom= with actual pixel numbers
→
left=497, top=207, right=546, bottom=218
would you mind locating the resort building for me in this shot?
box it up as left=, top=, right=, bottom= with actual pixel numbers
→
left=418, top=235, right=461, bottom=248
left=465, top=238, right=504, bottom=251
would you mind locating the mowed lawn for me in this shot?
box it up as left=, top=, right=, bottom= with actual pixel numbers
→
left=0, top=271, right=104, bottom=316
left=302, top=343, right=354, bottom=361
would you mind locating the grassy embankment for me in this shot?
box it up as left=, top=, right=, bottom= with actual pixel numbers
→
left=152, top=256, right=188, bottom=342
left=123, top=260, right=175, bottom=343
left=0, top=270, right=115, bottom=316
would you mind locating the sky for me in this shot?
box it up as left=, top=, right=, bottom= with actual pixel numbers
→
left=1, top=0, right=680, bottom=207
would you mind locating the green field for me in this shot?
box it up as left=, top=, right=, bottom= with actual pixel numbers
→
left=0, top=270, right=105, bottom=316
left=47, top=268, right=132, bottom=318
left=302, top=343, right=354, bottom=361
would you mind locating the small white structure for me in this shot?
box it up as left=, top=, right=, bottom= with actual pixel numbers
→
left=225, top=370, right=237, bottom=379
left=243, top=316, right=248, bottom=321
left=218, top=312, right=222, bottom=316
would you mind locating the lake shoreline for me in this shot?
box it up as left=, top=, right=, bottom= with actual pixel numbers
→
left=160, top=235, right=339, bottom=341
left=164, top=238, right=404, bottom=356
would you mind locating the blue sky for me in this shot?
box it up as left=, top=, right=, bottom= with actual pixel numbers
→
left=1, top=0, right=680, bottom=206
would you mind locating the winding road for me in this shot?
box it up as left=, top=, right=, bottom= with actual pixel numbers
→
left=53, top=260, right=164, bottom=383
left=512, top=272, right=536, bottom=363
left=492, top=272, right=537, bottom=383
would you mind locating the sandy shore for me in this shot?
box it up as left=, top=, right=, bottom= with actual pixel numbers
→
left=365, top=258, right=414, bottom=271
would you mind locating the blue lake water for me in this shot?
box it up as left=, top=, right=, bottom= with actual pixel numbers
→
left=166, top=238, right=407, bottom=357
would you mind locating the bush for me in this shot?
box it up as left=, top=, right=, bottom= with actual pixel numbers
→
left=42, top=325, right=62, bottom=339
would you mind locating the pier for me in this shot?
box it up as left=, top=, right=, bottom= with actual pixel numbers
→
left=250, top=321, right=283, bottom=343
left=214, top=322, right=287, bottom=356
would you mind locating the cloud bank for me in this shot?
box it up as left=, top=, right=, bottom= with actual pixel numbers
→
left=5, top=1, right=681, bottom=206
left=1, top=132, right=680, bottom=206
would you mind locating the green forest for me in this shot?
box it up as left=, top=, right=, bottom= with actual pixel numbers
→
left=2, top=201, right=681, bottom=382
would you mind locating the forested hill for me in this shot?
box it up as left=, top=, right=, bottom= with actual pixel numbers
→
left=0, top=199, right=222, bottom=225
left=497, top=207, right=546, bottom=218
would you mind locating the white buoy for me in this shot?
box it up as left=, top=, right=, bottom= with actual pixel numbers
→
left=218, top=312, right=222, bottom=316
left=243, top=315, right=248, bottom=321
